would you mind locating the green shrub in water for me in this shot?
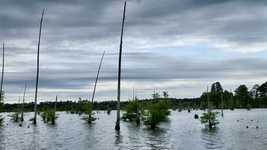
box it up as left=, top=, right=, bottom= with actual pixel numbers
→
left=41, top=110, right=57, bottom=125
left=11, top=112, right=20, bottom=122
left=122, top=98, right=142, bottom=125
left=81, top=102, right=96, bottom=124
left=142, top=100, right=170, bottom=129
left=200, top=111, right=219, bottom=129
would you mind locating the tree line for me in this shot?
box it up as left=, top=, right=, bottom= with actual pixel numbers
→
left=2, top=81, right=267, bottom=112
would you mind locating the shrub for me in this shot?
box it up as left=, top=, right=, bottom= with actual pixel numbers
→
left=41, top=109, right=57, bottom=125
left=200, top=111, right=219, bottom=129
left=122, top=99, right=141, bottom=125
left=81, top=102, right=96, bottom=124
left=142, top=100, right=170, bottom=129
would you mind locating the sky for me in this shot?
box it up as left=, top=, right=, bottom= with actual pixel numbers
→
left=0, top=0, right=267, bottom=103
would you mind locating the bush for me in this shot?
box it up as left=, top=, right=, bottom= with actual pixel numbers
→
left=142, top=100, right=170, bottom=129
left=41, top=110, right=57, bottom=125
left=200, top=111, right=219, bottom=129
left=122, top=99, right=141, bottom=125
left=11, top=112, right=19, bottom=122
left=81, top=102, right=96, bottom=124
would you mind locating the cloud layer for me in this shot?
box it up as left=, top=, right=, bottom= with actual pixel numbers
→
left=0, top=0, right=267, bottom=103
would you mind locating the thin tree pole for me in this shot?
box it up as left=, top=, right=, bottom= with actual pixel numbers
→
left=55, top=96, right=57, bottom=112
left=132, top=88, right=135, bottom=100
left=0, top=43, right=5, bottom=103
left=33, top=9, right=45, bottom=125
left=221, top=92, right=224, bottom=117
left=207, top=86, right=210, bottom=112
left=91, top=51, right=105, bottom=103
left=115, top=1, right=127, bottom=131
left=21, top=83, right=27, bottom=122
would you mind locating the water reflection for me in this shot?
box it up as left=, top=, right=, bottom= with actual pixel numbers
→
left=115, top=130, right=123, bottom=145
left=201, top=128, right=223, bottom=149
left=30, top=125, right=40, bottom=150
left=0, top=126, right=4, bottom=150
left=0, top=110, right=267, bottom=150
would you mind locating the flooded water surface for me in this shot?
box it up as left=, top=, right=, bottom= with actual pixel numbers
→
left=0, top=109, right=266, bottom=150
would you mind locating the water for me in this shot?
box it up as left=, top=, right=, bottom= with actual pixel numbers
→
left=0, top=109, right=266, bottom=150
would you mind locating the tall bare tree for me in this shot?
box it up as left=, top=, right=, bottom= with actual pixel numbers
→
left=0, top=43, right=4, bottom=104
left=91, top=51, right=105, bottom=103
left=33, top=9, right=45, bottom=125
left=21, top=83, right=27, bottom=122
left=55, top=96, right=57, bottom=112
left=115, top=1, right=127, bottom=131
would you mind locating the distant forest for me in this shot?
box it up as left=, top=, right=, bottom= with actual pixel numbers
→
left=2, top=81, right=267, bottom=112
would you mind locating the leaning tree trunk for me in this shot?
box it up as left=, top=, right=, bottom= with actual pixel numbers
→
left=33, top=9, right=45, bottom=125
left=0, top=43, right=5, bottom=104
left=89, top=51, right=105, bottom=123
left=115, top=1, right=127, bottom=131
left=21, top=83, right=27, bottom=122
left=91, top=51, right=105, bottom=103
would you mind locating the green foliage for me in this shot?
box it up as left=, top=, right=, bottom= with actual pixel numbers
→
left=122, top=98, right=141, bottom=125
left=258, top=82, right=267, bottom=97
left=163, top=91, right=169, bottom=99
left=11, top=112, right=19, bottom=122
left=41, top=109, right=57, bottom=125
left=200, top=111, right=219, bottom=129
left=235, top=85, right=251, bottom=108
left=152, top=92, right=160, bottom=99
left=107, top=106, right=111, bottom=115
left=142, top=100, right=170, bottom=129
left=81, top=102, right=96, bottom=124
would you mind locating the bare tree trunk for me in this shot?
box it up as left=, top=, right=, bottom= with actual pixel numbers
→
left=33, top=9, right=45, bottom=125
left=0, top=43, right=4, bottom=104
left=55, top=96, right=57, bottom=112
left=115, top=1, right=127, bottom=131
left=221, top=92, right=224, bottom=117
left=21, top=83, right=27, bottom=122
left=91, top=51, right=105, bottom=103
left=207, top=86, right=210, bottom=112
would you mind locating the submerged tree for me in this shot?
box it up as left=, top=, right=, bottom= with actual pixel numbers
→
left=87, top=51, right=105, bottom=124
left=41, top=96, right=57, bottom=125
left=82, top=101, right=96, bottom=124
left=200, top=86, right=219, bottom=129
left=122, top=97, right=141, bottom=125
left=115, top=1, right=127, bottom=131
left=21, top=83, right=27, bottom=122
left=142, top=100, right=170, bottom=129
left=0, top=43, right=5, bottom=125
left=33, top=9, right=45, bottom=125
left=200, top=111, right=219, bottom=129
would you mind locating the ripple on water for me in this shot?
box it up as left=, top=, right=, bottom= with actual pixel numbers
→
left=201, top=128, right=224, bottom=150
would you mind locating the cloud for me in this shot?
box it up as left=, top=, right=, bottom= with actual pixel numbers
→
left=0, top=0, right=267, bottom=103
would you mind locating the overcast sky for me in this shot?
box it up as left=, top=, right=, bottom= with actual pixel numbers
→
left=0, top=0, right=267, bottom=103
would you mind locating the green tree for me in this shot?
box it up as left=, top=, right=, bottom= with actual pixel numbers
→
left=122, top=98, right=141, bottom=125
left=142, top=100, right=170, bottom=129
left=210, top=82, right=223, bottom=108
left=163, top=91, right=169, bottom=99
left=258, top=82, right=267, bottom=98
left=200, top=112, right=219, bottom=129
left=235, top=85, right=251, bottom=108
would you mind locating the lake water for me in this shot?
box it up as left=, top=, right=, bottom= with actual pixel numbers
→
left=0, top=109, right=266, bottom=150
